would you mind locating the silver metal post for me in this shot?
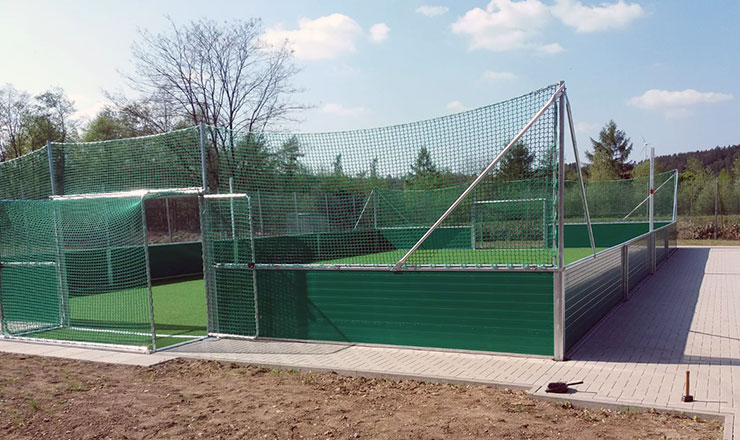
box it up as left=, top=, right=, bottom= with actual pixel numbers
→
left=353, top=189, right=375, bottom=230
left=565, top=93, right=595, bottom=256
left=649, top=147, right=656, bottom=274
left=247, top=194, right=259, bottom=337
left=230, top=177, right=238, bottom=264
left=51, top=203, right=70, bottom=327
left=140, top=197, right=157, bottom=351
left=165, top=198, right=173, bottom=242
left=47, top=141, right=56, bottom=196
left=393, top=83, right=565, bottom=270
left=649, top=147, right=654, bottom=232
left=553, top=84, right=566, bottom=361
left=256, top=190, right=264, bottom=234
left=199, top=123, right=207, bottom=192
left=672, top=170, right=678, bottom=222
left=325, top=194, right=330, bottom=232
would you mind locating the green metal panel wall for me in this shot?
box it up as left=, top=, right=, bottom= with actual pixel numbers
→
left=257, top=270, right=554, bottom=356
left=563, top=246, right=622, bottom=351
left=565, top=222, right=670, bottom=248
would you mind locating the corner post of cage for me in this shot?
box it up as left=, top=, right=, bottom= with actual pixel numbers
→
left=51, top=202, right=70, bottom=327
left=140, top=196, right=157, bottom=351
left=553, top=82, right=566, bottom=361
left=649, top=147, right=656, bottom=274
left=246, top=194, right=259, bottom=337
left=564, top=93, right=595, bottom=257
left=393, top=82, right=566, bottom=271
left=198, top=194, right=217, bottom=334
left=199, top=123, right=208, bottom=192
left=46, top=141, right=57, bottom=196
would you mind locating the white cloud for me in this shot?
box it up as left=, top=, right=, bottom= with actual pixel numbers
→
left=416, top=5, right=449, bottom=17
left=482, top=71, right=517, bottom=81
left=552, top=0, right=645, bottom=33
left=537, top=42, right=565, bottom=54
left=321, top=102, right=369, bottom=117
left=629, top=88, right=733, bottom=119
left=263, top=14, right=364, bottom=60
left=369, top=23, right=390, bottom=42
left=447, top=100, right=471, bottom=112
left=451, top=0, right=557, bottom=53
left=68, top=93, right=107, bottom=121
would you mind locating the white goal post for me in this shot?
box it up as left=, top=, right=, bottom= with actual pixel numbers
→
left=471, top=198, right=548, bottom=250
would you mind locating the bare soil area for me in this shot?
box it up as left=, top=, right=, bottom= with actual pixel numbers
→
left=0, top=353, right=722, bottom=439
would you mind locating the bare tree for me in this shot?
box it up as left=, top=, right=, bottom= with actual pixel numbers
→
left=35, top=87, right=78, bottom=142
left=116, top=17, right=305, bottom=190
left=121, top=17, right=303, bottom=133
left=0, top=84, right=31, bottom=160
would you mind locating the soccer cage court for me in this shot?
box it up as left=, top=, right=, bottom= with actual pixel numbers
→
left=0, top=82, right=678, bottom=358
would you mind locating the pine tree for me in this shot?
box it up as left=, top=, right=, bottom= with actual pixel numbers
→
left=586, top=120, right=633, bottom=178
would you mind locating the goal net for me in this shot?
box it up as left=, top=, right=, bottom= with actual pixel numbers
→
left=471, top=198, right=548, bottom=250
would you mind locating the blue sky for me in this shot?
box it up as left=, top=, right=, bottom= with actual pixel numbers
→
left=1, top=0, right=738, bottom=162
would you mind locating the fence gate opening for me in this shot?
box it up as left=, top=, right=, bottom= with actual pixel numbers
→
left=0, top=197, right=155, bottom=350
left=200, top=193, right=257, bottom=338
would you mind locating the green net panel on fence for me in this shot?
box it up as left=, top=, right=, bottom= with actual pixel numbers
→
left=50, top=127, right=203, bottom=195
left=0, top=197, right=154, bottom=349
left=200, top=195, right=257, bottom=337
left=212, top=84, right=560, bottom=267
left=0, top=147, right=52, bottom=200
left=564, top=170, right=677, bottom=223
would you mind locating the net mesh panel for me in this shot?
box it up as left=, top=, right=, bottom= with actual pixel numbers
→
left=472, top=198, right=547, bottom=250
left=0, top=197, right=153, bottom=348
left=564, top=170, right=677, bottom=223
left=50, top=127, right=202, bottom=195
left=0, top=147, right=52, bottom=199
left=212, top=84, right=559, bottom=267
left=201, top=196, right=256, bottom=337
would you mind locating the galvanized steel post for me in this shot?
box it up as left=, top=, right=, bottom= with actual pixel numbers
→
left=553, top=82, right=566, bottom=361
left=199, top=123, right=207, bottom=192
left=649, top=147, right=656, bottom=274
left=47, top=141, right=56, bottom=196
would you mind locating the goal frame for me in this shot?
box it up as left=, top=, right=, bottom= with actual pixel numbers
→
left=471, top=197, right=548, bottom=250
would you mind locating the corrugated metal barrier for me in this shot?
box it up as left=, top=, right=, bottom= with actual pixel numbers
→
left=563, top=223, right=677, bottom=353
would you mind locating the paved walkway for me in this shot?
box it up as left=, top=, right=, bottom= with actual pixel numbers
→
left=1, top=247, right=737, bottom=438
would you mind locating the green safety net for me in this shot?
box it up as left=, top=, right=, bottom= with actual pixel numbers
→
left=564, top=170, right=677, bottom=223
left=49, top=127, right=203, bottom=195
left=0, top=148, right=53, bottom=200
left=200, top=196, right=256, bottom=337
left=0, top=197, right=154, bottom=348
left=212, top=84, right=560, bottom=267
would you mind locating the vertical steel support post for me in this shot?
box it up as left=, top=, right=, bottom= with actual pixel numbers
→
left=622, top=244, right=630, bottom=300
left=199, top=123, right=208, bottom=192
left=51, top=203, right=70, bottom=327
left=256, top=190, right=265, bottom=235
left=564, top=94, right=595, bottom=256
left=649, top=147, right=656, bottom=274
left=672, top=170, right=678, bottom=222
left=47, top=141, right=56, bottom=196
left=198, top=195, right=216, bottom=334
left=140, top=197, right=157, bottom=351
left=553, top=84, right=566, bottom=361
left=247, top=194, right=259, bottom=337
left=229, top=178, right=238, bottom=264
left=165, top=198, right=173, bottom=242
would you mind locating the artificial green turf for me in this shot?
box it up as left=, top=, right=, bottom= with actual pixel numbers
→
left=319, top=247, right=603, bottom=266
left=25, top=279, right=207, bottom=350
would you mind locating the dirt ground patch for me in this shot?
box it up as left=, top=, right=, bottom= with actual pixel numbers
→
left=0, top=353, right=722, bottom=440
